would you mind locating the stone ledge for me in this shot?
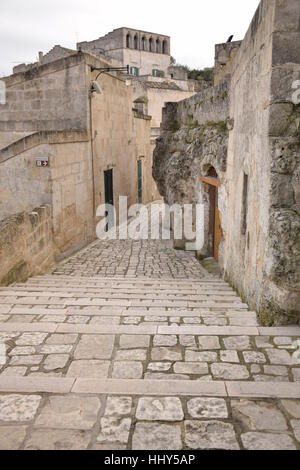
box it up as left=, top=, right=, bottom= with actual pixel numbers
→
left=1, top=322, right=300, bottom=337
left=0, top=130, right=89, bottom=164
left=133, top=111, right=152, bottom=121
left=158, top=326, right=260, bottom=336
left=56, top=324, right=158, bottom=335
left=0, top=323, right=57, bottom=333
left=226, top=382, right=300, bottom=399
left=71, top=378, right=227, bottom=396
left=0, top=377, right=298, bottom=403
left=0, top=376, right=75, bottom=393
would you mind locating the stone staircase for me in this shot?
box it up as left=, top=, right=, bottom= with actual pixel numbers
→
left=0, top=273, right=300, bottom=449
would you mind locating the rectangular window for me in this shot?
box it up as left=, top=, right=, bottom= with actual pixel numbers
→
left=241, top=173, right=249, bottom=236
left=152, top=69, right=165, bottom=78
left=130, top=66, right=139, bottom=77
left=137, top=160, right=142, bottom=204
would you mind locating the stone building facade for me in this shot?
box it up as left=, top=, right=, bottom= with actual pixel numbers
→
left=0, top=24, right=204, bottom=286
left=78, top=27, right=171, bottom=78
left=153, top=0, right=300, bottom=325
left=0, top=50, right=157, bottom=284
left=78, top=27, right=202, bottom=133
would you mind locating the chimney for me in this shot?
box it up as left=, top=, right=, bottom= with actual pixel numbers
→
left=38, top=52, right=43, bottom=64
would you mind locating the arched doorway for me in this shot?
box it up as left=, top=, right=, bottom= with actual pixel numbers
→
left=200, top=167, right=222, bottom=261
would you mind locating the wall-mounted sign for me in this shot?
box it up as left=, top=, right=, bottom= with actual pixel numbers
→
left=36, top=156, right=49, bottom=167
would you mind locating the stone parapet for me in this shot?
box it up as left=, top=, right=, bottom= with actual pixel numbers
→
left=0, top=205, right=55, bottom=286
left=0, top=130, right=89, bottom=164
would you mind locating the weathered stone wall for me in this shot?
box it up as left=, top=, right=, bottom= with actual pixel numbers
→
left=214, top=41, right=242, bottom=86
left=0, top=205, right=54, bottom=286
left=0, top=54, right=88, bottom=149
left=133, top=112, right=161, bottom=203
left=161, top=81, right=229, bottom=132
left=78, top=28, right=171, bottom=77
left=12, top=46, right=76, bottom=74
left=0, top=134, right=94, bottom=258
left=153, top=0, right=300, bottom=325
left=132, top=78, right=196, bottom=129
left=225, top=0, right=300, bottom=325
left=0, top=60, right=158, bottom=261
left=90, top=72, right=158, bottom=219
left=261, top=0, right=300, bottom=324
left=0, top=142, right=52, bottom=220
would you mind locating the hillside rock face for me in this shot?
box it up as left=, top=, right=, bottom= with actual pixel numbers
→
left=153, top=123, right=229, bottom=206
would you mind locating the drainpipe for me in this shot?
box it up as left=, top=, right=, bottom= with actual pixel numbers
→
left=89, top=89, right=96, bottom=223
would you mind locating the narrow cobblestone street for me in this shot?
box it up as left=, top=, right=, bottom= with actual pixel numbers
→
left=0, top=227, right=300, bottom=450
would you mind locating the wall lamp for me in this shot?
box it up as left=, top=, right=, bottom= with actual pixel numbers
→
left=91, top=65, right=130, bottom=81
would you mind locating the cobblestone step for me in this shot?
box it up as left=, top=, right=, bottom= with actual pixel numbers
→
left=1, top=321, right=300, bottom=336
left=0, top=241, right=299, bottom=450
left=0, top=290, right=239, bottom=299
left=0, top=376, right=299, bottom=398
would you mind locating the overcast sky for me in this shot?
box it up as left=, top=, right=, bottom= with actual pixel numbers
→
left=0, top=0, right=260, bottom=76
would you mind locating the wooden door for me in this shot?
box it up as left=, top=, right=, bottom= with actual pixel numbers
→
left=104, top=169, right=114, bottom=231
left=200, top=175, right=222, bottom=261
left=214, top=193, right=222, bottom=261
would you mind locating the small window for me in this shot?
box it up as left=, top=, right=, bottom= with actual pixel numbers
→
left=152, top=69, right=164, bottom=78
left=134, top=35, right=138, bottom=50
left=129, top=66, right=139, bottom=77
left=142, top=36, right=146, bottom=51
left=126, top=34, right=131, bottom=48
left=149, top=38, right=153, bottom=52
left=241, top=173, right=249, bottom=236
left=162, top=40, right=168, bottom=54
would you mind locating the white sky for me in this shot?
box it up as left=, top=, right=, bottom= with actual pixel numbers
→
left=0, top=0, right=260, bottom=76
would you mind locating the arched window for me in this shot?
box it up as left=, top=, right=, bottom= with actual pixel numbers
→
left=156, top=39, right=161, bottom=53
left=134, top=35, right=138, bottom=50
left=149, top=38, right=153, bottom=52
left=141, top=36, right=146, bottom=51
left=126, top=33, right=131, bottom=48
left=162, top=40, right=168, bottom=54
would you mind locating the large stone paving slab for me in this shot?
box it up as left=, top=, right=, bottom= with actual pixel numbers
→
left=34, top=396, right=101, bottom=430
left=231, top=400, right=288, bottom=431
left=67, top=360, right=110, bottom=378
left=241, top=432, right=296, bottom=450
left=25, top=429, right=91, bottom=450
left=74, top=335, right=115, bottom=359
left=184, top=421, right=239, bottom=450
left=0, top=425, right=27, bottom=449
left=132, top=423, right=182, bottom=450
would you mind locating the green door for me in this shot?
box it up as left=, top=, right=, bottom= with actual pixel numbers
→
left=137, top=160, right=142, bottom=204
